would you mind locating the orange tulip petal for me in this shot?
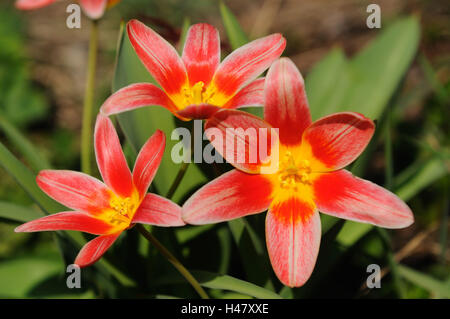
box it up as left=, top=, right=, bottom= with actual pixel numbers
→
left=75, top=233, right=120, bottom=267
left=182, top=169, right=272, bottom=225
left=100, top=83, right=177, bottom=116
left=314, top=170, right=414, bottom=228
left=79, top=0, right=107, bottom=20
left=127, top=19, right=188, bottom=95
left=266, top=199, right=321, bottom=287
left=223, top=78, right=265, bottom=109
left=94, top=114, right=134, bottom=198
left=15, top=0, right=57, bottom=10
left=36, top=170, right=111, bottom=215
left=212, top=33, right=285, bottom=97
left=182, top=23, right=220, bottom=86
left=132, top=130, right=165, bottom=199
left=264, top=58, right=311, bottom=146
left=205, top=109, right=278, bottom=173
left=15, top=211, right=114, bottom=235
left=132, top=193, right=185, bottom=227
left=176, top=103, right=221, bottom=120
left=302, top=112, right=375, bottom=171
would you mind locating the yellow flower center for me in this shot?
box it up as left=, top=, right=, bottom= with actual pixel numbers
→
left=182, top=81, right=214, bottom=105
left=277, top=151, right=312, bottom=190
left=104, top=190, right=140, bottom=229
left=266, top=143, right=332, bottom=222
left=267, top=144, right=327, bottom=208
left=170, top=81, right=229, bottom=110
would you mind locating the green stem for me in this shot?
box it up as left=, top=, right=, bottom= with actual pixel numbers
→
left=136, top=224, right=209, bottom=299
left=165, top=123, right=195, bottom=199
left=166, top=161, right=190, bottom=199
left=0, top=112, right=50, bottom=171
left=81, top=20, right=99, bottom=174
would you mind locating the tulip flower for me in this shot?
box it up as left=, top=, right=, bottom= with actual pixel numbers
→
left=100, top=20, right=286, bottom=120
left=15, top=0, right=120, bottom=20
left=182, top=58, right=414, bottom=287
left=15, top=114, right=184, bottom=267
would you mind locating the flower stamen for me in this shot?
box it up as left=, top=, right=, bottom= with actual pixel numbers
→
left=107, top=195, right=138, bottom=226
left=278, top=151, right=312, bottom=190
left=181, top=81, right=218, bottom=107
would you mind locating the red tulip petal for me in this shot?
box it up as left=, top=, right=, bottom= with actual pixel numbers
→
left=176, top=103, right=221, bottom=120
left=302, top=112, right=375, bottom=170
left=74, top=233, right=120, bottom=267
left=127, top=19, right=188, bottom=95
left=132, top=193, right=185, bottom=226
left=264, top=58, right=311, bottom=146
left=266, top=198, right=321, bottom=287
left=100, top=83, right=177, bottom=116
left=313, top=170, right=414, bottom=228
left=94, top=114, right=133, bottom=198
left=132, top=130, right=165, bottom=198
left=15, top=0, right=56, bottom=10
left=205, top=109, right=279, bottom=173
left=224, top=78, right=265, bottom=109
left=212, top=33, right=286, bottom=97
left=182, top=23, right=220, bottom=86
left=182, top=169, right=272, bottom=225
left=36, top=170, right=111, bottom=215
left=15, top=211, right=113, bottom=235
left=79, top=0, right=107, bottom=20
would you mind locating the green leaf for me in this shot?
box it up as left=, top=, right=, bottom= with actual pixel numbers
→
left=342, top=17, right=419, bottom=118
left=305, top=48, right=348, bottom=118
left=219, top=2, right=264, bottom=120
left=0, top=250, right=96, bottom=299
left=176, top=224, right=215, bottom=244
left=35, top=290, right=96, bottom=299
left=155, top=270, right=282, bottom=299
left=112, top=25, right=207, bottom=202
left=418, top=54, right=449, bottom=106
left=0, top=255, right=62, bottom=298
left=279, top=286, right=293, bottom=299
left=305, top=17, right=421, bottom=247
left=0, top=112, right=50, bottom=172
left=335, top=221, right=373, bottom=246
left=395, top=156, right=449, bottom=202
left=397, top=265, right=450, bottom=298
left=321, top=215, right=340, bottom=234
left=0, top=201, right=43, bottom=222
left=0, top=7, right=49, bottom=127
left=217, top=226, right=232, bottom=274
left=307, top=16, right=420, bottom=120
left=216, top=292, right=253, bottom=299
left=178, top=17, right=191, bottom=54
left=0, top=141, right=62, bottom=214
left=227, top=218, right=274, bottom=288
left=95, top=257, right=137, bottom=288
left=155, top=294, right=182, bottom=299
left=193, top=271, right=282, bottom=299
left=228, top=219, right=264, bottom=254
left=220, top=1, right=249, bottom=50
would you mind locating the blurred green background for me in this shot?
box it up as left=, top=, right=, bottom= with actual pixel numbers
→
left=0, top=0, right=448, bottom=298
